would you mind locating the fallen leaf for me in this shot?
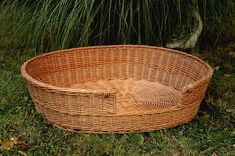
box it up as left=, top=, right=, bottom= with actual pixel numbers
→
left=202, top=111, right=208, bottom=115
left=224, top=74, right=232, bottom=78
left=17, top=141, right=28, bottom=149
left=1, top=137, right=17, bottom=150
left=23, top=96, right=28, bottom=101
left=230, top=131, right=235, bottom=136
left=139, top=135, right=144, bottom=145
left=19, top=151, right=28, bottom=156
left=211, top=152, right=218, bottom=156
left=226, top=109, right=235, bottom=114
left=223, top=91, right=233, bottom=99
left=228, top=51, right=235, bottom=58
left=214, top=66, right=220, bottom=71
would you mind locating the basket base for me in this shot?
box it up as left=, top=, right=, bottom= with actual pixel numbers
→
left=69, top=78, right=181, bottom=115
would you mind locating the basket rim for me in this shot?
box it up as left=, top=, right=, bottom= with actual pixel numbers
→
left=21, top=45, right=213, bottom=94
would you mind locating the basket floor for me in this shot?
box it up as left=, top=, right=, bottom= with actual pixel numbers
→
left=69, top=78, right=181, bottom=115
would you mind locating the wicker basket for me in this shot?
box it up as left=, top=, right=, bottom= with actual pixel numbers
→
left=21, top=45, right=213, bottom=133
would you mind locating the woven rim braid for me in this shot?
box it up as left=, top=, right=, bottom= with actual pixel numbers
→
left=21, top=45, right=213, bottom=133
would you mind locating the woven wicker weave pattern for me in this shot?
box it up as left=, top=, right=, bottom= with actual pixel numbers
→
left=21, top=45, right=213, bottom=133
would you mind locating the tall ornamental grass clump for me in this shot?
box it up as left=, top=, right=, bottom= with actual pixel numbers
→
left=1, top=0, right=234, bottom=51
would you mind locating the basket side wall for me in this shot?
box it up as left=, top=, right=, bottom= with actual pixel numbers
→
left=33, top=97, right=200, bottom=133
left=25, top=46, right=210, bottom=91
left=27, top=82, right=116, bottom=115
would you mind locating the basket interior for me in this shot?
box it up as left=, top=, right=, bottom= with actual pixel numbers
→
left=24, top=46, right=210, bottom=113
left=69, top=78, right=181, bottom=115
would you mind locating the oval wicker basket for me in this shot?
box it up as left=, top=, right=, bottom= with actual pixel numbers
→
left=21, top=45, right=213, bottom=133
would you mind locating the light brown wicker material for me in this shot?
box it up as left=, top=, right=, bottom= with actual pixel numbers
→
left=21, top=45, right=213, bottom=133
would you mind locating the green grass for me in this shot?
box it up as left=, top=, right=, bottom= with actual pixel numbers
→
left=0, top=43, right=235, bottom=155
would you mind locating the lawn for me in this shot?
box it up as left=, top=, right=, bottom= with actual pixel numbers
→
left=0, top=1, right=235, bottom=155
